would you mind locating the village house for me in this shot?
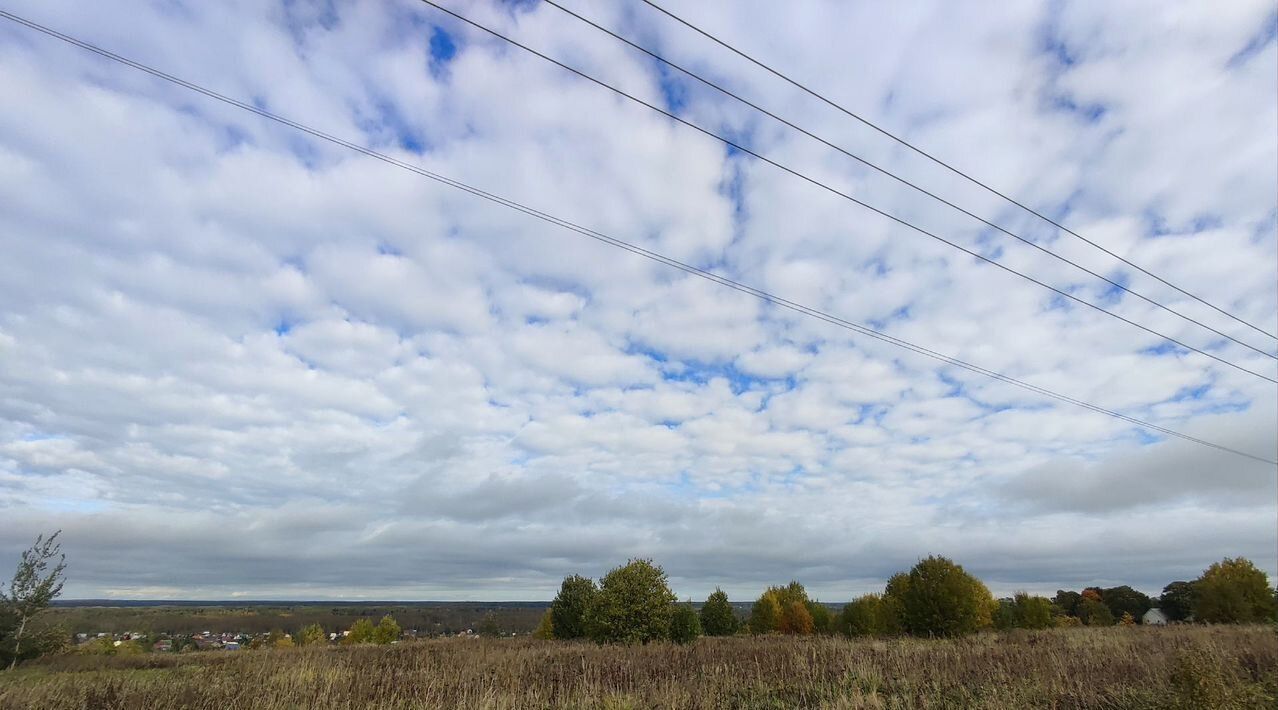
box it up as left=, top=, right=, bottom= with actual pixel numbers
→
left=1141, top=608, right=1168, bottom=625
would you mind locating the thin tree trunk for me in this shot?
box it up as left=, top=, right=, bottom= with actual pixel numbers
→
left=9, top=614, right=27, bottom=670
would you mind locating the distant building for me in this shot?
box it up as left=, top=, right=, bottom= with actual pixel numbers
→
left=224, top=641, right=240, bottom=651
left=1142, top=608, right=1168, bottom=625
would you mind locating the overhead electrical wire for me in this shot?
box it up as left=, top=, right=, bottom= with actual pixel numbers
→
left=540, top=0, right=1275, bottom=362
left=411, top=0, right=1277, bottom=385
left=637, top=0, right=1278, bottom=344
left=2, top=8, right=1272, bottom=465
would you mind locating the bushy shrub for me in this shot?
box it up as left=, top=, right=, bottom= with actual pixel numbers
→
left=296, top=624, right=325, bottom=646
left=533, top=610, right=554, bottom=640
left=839, top=594, right=897, bottom=637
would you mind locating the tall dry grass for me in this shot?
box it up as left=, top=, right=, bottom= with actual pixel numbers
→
left=1, top=625, right=1274, bottom=709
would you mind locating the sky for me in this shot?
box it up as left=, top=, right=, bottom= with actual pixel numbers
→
left=0, top=0, right=1275, bottom=602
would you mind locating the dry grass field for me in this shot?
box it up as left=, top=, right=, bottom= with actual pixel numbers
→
left=2, top=625, right=1275, bottom=709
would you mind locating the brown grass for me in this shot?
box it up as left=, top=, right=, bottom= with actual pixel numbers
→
left=1, top=625, right=1275, bottom=709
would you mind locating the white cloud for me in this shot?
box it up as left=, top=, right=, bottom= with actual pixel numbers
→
left=0, top=0, right=1273, bottom=600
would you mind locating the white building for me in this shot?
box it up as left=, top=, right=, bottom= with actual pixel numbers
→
left=1142, top=608, right=1169, bottom=625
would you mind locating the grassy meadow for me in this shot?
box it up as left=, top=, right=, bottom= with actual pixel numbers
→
left=2, top=624, right=1275, bottom=709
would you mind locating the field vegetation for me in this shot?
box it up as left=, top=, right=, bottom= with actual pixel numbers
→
left=1, top=624, right=1275, bottom=709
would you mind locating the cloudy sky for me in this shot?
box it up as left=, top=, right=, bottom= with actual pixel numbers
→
left=1, top=0, right=1275, bottom=601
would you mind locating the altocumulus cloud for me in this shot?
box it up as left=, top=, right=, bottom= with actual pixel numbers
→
left=0, top=0, right=1274, bottom=600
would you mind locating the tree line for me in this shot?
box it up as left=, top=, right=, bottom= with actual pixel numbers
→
left=540, top=555, right=1278, bottom=644
left=4, top=531, right=1277, bottom=668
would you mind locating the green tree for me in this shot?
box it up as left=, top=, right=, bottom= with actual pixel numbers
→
left=699, top=588, right=738, bottom=636
left=1, top=531, right=67, bottom=669
left=1159, top=581, right=1196, bottom=621
left=1053, top=590, right=1081, bottom=617
left=372, top=615, right=401, bottom=644
left=669, top=602, right=701, bottom=644
left=887, top=556, right=994, bottom=638
left=1077, top=597, right=1114, bottom=626
left=992, top=599, right=1018, bottom=631
left=806, top=600, right=833, bottom=634
left=748, top=593, right=780, bottom=634
left=1100, top=585, right=1152, bottom=622
left=585, top=559, right=677, bottom=644
left=1013, top=593, right=1055, bottom=630
left=296, top=624, right=325, bottom=646
left=533, top=609, right=554, bottom=639
left=838, top=594, right=897, bottom=637
left=343, top=618, right=376, bottom=644
left=550, top=575, right=597, bottom=640
left=1193, top=557, right=1276, bottom=624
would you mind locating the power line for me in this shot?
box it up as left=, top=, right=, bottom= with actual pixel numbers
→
left=413, top=0, right=1277, bottom=385
left=541, top=0, right=1276, bottom=362
left=637, top=0, right=1278, bottom=344
left=2, top=8, right=1273, bottom=465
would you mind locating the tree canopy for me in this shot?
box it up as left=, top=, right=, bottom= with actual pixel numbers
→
left=699, top=588, right=738, bottom=636
left=1159, top=581, right=1196, bottom=622
left=888, top=556, right=995, bottom=638
left=669, top=602, right=701, bottom=644
left=585, top=559, right=676, bottom=644
left=1193, top=558, right=1275, bottom=624
left=550, top=575, right=598, bottom=640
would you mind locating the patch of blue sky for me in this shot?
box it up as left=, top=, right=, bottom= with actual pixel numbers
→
left=971, top=229, right=1007, bottom=261
left=866, top=304, right=913, bottom=332
left=1143, top=209, right=1222, bottom=238
left=354, top=99, right=427, bottom=154
left=1168, top=383, right=1210, bottom=402
left=1045, top=292, right=1072, bottom=312
left=428, top=26, right=458, bottom=77
left=651, top=60, right=690, bottom=113
left=1139, top=341, right=1184, bottom=357
left=1049, top=94, right=1107, bottom=123
left=1095, top=271, right=1129, bottom=306
left=1040, top=7, right=1078, bottom=68
left=658, top=359, right=767, bottom=395
left=280, top=0, right=340, bottom=45
left=853, top=404, right=887, bottom=425
left=499, top=0, right=540, bottom=14
left=1226, top=11, right=1277, bottom=69
left=1188, top=400, right=1251, bottom=417
left=20, top=431, right=65, bottom=442
left=861, top=256, right=890, bottom=277
left=273, top=319, right=293, bottom=336
left=39, top=497, right=108, bottom=514
left=625, top=342, right=669, bottom=365
left=936, top=371, right=965, bottom=397
left=1251, top=208, right=1277, bottom=244
left=665, top=471, right=759, bottom=500
left=1133, top=429, right=1163, bottom=446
